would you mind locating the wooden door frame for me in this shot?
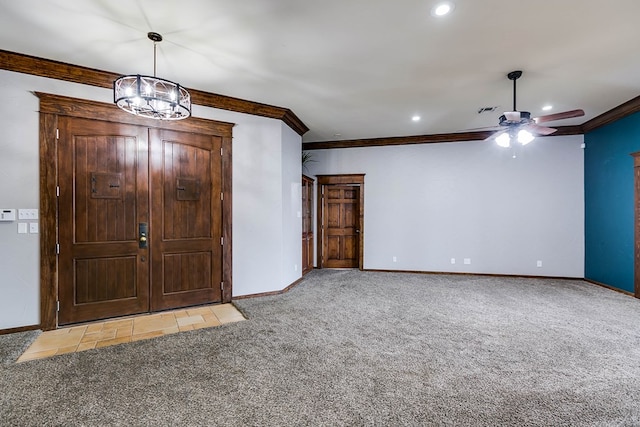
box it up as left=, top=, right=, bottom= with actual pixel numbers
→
left=632, top=152, right=640, bottom=298
left=316, top=174, right=365, bottom=270
left=38, top=93, right=234, bottom=330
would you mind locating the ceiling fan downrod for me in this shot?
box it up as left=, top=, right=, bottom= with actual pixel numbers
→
left=507, top=70, right=522, bottom=111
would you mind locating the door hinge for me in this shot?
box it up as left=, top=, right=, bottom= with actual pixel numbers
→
left=56, top=301, right=60, bottom=312
left=220, top=147, right=223, bottom=156
left=56, top=129, right=59, bottom=140
left=56, top=186, right=60, bottom=197
left=221, top=282, right=224, bottom=291
left=55, top=243, right=60, bottom=254
left=220, top=192, right=223, bottom=201
left=220, top=237, right=224, bottom=246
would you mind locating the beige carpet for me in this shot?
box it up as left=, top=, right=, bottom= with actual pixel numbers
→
left=1, top=270, right=639, bottom=426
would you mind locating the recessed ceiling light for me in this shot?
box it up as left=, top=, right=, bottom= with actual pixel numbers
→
left=542, top=105, right=553, bottom=111
left=412, top=115, right=421, bottom=122
left=431, top=2, right=454, bottom=17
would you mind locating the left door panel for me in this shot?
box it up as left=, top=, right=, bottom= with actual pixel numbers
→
left=58, top=117, right=150, bottom=325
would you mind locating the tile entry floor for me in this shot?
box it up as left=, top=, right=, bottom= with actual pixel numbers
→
left=17, top=303, right=245, bottom=363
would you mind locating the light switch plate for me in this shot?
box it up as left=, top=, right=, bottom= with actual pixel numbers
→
left=18, top=209, right=38, bottom=220
left=18, top=222, right=28, bottom=233
left=29, top=222, right=39, bottom=234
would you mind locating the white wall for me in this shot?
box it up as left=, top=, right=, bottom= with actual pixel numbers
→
left=305, top=136, right=585, bottom=277
left=281, top=123, right=303, bottom=287
left=192, top=106, right=302, bottom=297
left=0, top=70, right=302, bottom=329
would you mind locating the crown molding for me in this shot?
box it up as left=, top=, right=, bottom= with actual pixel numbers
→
left=303, top=125, right=584, bottom=150
left=0, top=49, right=309, bottom=136
left=4, top=49, right=640, bottom=148
left=581, top=94, right=640, bottom=132
left=302, top=98, right=640, bottom=151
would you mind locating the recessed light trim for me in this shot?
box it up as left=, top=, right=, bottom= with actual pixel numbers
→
left=412, top=115, right=421, bottom=122
left=542, top=105, right=553, bottom=111
left=431, top=2, right=455, bottom=17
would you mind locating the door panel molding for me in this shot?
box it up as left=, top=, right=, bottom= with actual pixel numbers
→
left=316, top=174, right=364, bottom=270
left=39, top=93, right=234, bottom=330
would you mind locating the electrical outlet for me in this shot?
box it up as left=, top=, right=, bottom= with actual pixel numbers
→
left=29, top=222, right=39, bottom=234
left=464, top=258, right=471, bottom=265
left=294, top=264, right=298, bottom=271
left=392, top=256, right=397, bottom=262
left=536, top=260, right=542, bottom=268
left=450, top=258, right=456, bottom=264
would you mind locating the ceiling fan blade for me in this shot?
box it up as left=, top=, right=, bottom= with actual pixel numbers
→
left=534, top=109, right=585, bottom=124
left=503, top=111, right=521, bottom=122
left=461, top=125, right=503, bottom=132
left=526, top=124, right=557, bottom=136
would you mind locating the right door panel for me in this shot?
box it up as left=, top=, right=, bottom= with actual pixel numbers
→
left=149, top=128, right=223, bottom=311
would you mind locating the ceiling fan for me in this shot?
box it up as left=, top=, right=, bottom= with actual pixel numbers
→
left=484, top=70, right=584, bottom=147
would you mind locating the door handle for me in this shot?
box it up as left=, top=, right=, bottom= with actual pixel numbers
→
left=139, top=223, right=148, bottom=249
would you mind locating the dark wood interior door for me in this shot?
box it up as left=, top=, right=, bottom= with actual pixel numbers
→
left=149, top=129, right=223, bottom=310
left=58, top=118, right=150, bottom=325
left=58, top=119, right=224, bottom=325
left=323, top=185, right=360, bottom=268
left=302, top=175, right=314, bottom=274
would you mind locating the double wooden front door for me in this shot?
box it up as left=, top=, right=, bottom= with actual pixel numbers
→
left=57, top=117, right=223, bottom=325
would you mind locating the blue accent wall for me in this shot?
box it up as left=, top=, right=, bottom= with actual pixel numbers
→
left=584, top=111, right=640, bottom=293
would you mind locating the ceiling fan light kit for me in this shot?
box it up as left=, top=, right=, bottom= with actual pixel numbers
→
left=485, top=70, right=584, bottom=148
left=113, top=32, right=191, bottom=120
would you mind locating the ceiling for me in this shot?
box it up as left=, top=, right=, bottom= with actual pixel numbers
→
left=2, top=0, right=640, bottom=144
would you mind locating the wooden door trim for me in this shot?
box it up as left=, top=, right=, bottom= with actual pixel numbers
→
left=632, top=152, right=640, bottom=298
left=316, top=174, right=365, bottom=270
left=302, top=175, right=314, bottom=275
left=38, top=92, right=234, bottom=330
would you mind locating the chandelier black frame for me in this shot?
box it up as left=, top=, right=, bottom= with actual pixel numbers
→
left=113, top=32, right=191, bottom=120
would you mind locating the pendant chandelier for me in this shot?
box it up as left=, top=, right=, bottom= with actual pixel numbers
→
left=113, top=32, right=191, bottom=120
